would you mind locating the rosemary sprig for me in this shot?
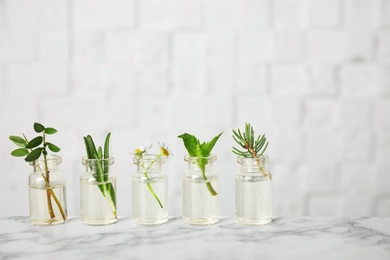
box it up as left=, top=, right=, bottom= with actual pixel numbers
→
left=83, top=133, right=117, bottom=218
left=232, top=123, right=271, bottom=179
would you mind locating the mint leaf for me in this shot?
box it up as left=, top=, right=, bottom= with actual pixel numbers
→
left=178, top=133, right=199, bottom=157
left=178, top=132, right=222, bottom=197
left=200, top=132, right=223, bottom=157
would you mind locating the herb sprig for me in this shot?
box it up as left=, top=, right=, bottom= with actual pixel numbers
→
left=132, top=142, right=171, bottom=208
left=83, top=133, right=117, bottom=218
left=9, top=122, right=66, bottom=221
left=178, top=132, right=223, bottom=196
left=232, top=123, right=271, bottom=179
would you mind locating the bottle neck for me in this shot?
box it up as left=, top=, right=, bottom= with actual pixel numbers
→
left=237, top=156, right=269, bottom=173
left=134, top=154, right=165, bottom=174
left=82, top=157, right=114, bottom=174
left=185, top=155, right=216, bottom=172
left=30, top=155, right=62, bottom=172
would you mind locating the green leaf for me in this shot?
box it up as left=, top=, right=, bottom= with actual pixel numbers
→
left=178, top=133, right=200, bottom=157
left=45, top=127, right=57, bottom=135
left=25, top=136, right=43, bottom=149
left=25, top=148, right=43, bottom=162
left=104, top=132, right=111, bottom=159
left=9, top=135, right=27, bottom=148
left=200, top=132, right=223, bottom=157
left=83, top=137, right=92, bottom=160
left=86, top=135, right=98, bottom=157
left=11, top=148, right=29, bottom=157
left=33, top=123, right=45, bottom=133
left=47, top=142, right=60, bottom=153
left=103, top=132, right=111, bottom=180
left=93, top=153, right=104, bottom=182
left=98, top=146, right=103, bottom=159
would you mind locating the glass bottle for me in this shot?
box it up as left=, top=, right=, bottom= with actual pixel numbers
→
left=235, top=155, right=272, bottom=225
left=182, top=155, right=219, bottom=225
left=80, top=157, right=117, bottom=225
left=29, top=155, right=67, bottom=225
left=132, top=154, right=168, bottom=225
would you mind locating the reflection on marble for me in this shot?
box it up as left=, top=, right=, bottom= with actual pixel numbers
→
left=0, top=217, right=389, bottom=259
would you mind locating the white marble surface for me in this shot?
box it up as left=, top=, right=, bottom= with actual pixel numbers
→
left=0, top=217, right=389, bottom=260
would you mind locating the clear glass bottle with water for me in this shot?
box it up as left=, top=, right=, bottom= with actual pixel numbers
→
left=29, top=155, right=67, bottom=225
left=235, top=155, right=272, bottom=225
left=132, top=154, right=168, bottom=225
left=80, top=157, right=117, bottom=225
left=183, top=155, right=219, bottom=225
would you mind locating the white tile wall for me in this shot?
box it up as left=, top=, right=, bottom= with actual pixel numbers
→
left=0, top=0, right=389, bottom=218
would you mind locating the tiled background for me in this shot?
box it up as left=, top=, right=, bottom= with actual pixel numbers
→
left=0, top=0, right=389, bottom=217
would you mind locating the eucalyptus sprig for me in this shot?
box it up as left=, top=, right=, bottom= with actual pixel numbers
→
left=83, top=133, right=117, bottom=218
left=9, top=122, right=66, bottom=221
left=232, top=123, right=271, bottom=179
left=178, top=132, right=223, bottom=196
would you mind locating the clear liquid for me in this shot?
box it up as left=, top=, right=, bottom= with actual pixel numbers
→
left=132, top=175, right=167, bottom=225
left=183, top=176, right=219, bottom=225
left=235, top=175, right=272, bottom=225
left=29, top=185, right=67, bottom=225
left=80, top=180, right=117, bottom=225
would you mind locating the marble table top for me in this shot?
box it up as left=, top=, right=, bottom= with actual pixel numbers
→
left=0, top=217, right=389, bottom=260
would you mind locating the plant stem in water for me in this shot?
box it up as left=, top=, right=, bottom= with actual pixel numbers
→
left=143, top=159, right=163, bottom=208
left=201, top=169, right=218, bottom=196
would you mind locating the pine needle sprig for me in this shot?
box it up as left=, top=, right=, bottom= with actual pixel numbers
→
left=232, top=123, right=271, bottom=179
left=232, top=123, right=268, bottom=158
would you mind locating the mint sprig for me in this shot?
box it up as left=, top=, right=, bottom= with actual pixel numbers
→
left=178, top=132, right=222, bottom=196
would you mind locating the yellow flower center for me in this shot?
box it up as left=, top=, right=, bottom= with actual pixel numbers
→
left=160, top=147, right=169, bottom=157
left=134, top=148, right=142, bottom=154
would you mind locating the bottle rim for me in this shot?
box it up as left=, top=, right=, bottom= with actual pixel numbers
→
left=82, top=156, right=114, bottom=165
left=29, top=154, right=62, bottom=166
left=133, top=154, right=167, bottom=165
left=237, top=155, right=269, bottom=165
left=184, top=154, right=217, bottom=163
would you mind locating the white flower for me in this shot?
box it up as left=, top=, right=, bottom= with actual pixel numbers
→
left=133, top=143, right=153, bottom=156
left=158, top=141, right=172, bottom=157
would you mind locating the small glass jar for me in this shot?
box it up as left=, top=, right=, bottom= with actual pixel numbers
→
left=182, top=155, right=219, bottom=225
left=132, top=154, right=168, bottom=225
left=80, top=157, right=117, bottom=225
left=29, top=155, right=67, bottom=225
left=235, top=155, right=272, bottom=225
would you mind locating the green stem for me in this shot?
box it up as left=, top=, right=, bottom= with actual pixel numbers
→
left=25, top=134, right=66, bottom=221
left=147, top=183, right=163, bottom=208
left=248, top=147, right=271, bottom=180
left=201, top=168, right=218, bottom=196
left=142, top=156, right=163, bottom=208
left=97, top=183, right=117, bottom=218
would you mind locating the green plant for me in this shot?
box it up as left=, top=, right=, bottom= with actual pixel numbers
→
left=232, top=123, right=271, bottom=179
left=178, top=132, right=223, bottom=196
left=9, top=122, right=66, bottom=221
left=133, top=142, right=171, bottom=208
left=83, top=133, right=117, bottom=218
